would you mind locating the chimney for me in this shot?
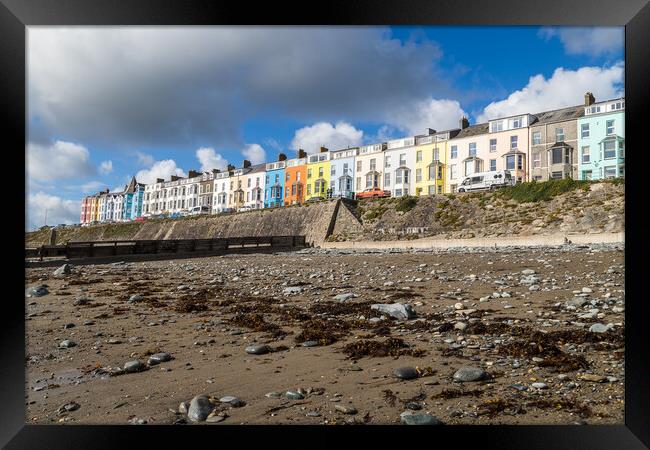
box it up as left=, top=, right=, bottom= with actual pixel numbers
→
left=212, top=168, right=220, bottom=174
left=243, top=159, right=251, bottom=168
left=584, top=92, right=595, bottom=106
left=319, top=146, right=329, bottom=153
left=170, top=175, right=179, bottom=182
left=459, top=116, right=469, bottom=129
left=426, top=128, right=436, bottom=135
left=227, top=164, right=235, bottom=172
left=278, top=152, right=287, bottom=161
left=188, top=170, right=200, bottom=178
left=298, top=149, right=307, bottom=158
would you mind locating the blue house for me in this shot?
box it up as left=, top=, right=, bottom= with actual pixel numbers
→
left=577, top=97, right=625, bottom=180
left=122, top=176, right=145, bottom=220
left=329, top=147, right=358, bottom=199
left=264, top=156, right=287, bottom=208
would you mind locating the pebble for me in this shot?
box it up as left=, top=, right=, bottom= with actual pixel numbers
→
left=283, top=286, right=302, bottom=295
left=334, top=293, right=355, bottom=302
left=334, top=404, right=357, bottom=415
left=371, top=303, right=416, bottom=321
left=265, top=392, right=282, bottom=399
left=301, top=341, right=319, bottom=347
left=53, top=264, right=72, bottom=278
left=400, top=412, right=442, bottom=425
left=393, top=367, right=419, bottom=380
left=405, top=402, right=422, bottom=410
left=589, top=323, right=613, bottom=333
left=454, top=322, right=467, bottom=331
left=285, top=391, right=305, bottom=400
left=58, top=340, right=76, bottom=349
left=25, top=285, right=49, bottom=297
left=521, top=269, right=536, bottom=275
left=147, top=352, right=172, bottom=365
left=245, top=344, right=270, bottom=355
left=219, top=396, right=245, bottom=407
left=123, top=360, right=142, bottom=373
left=187, top=395, right=214, bottom=422
left=453, top=366, right=486, bottom=382
left=531, top=382, right=548, bottom=389
left=306, top=411, right=321, bottom=417
left=128, top=294, right=144, bottom=303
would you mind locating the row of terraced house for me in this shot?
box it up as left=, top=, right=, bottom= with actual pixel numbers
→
left=79, top=92, right=624, bottom=224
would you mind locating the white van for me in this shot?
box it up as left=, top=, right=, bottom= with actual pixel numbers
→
left=189, top=205, right=210, bottom=215
left=457, top=170, right=514, bottom=192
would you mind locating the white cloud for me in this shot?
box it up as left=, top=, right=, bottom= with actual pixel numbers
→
left=196, top=147, right=228, bottom=172
left=241, top=144, right=267, bottom=164
left=383, top=98, right=467, bottom=136
left=477, top=63, right=624, bottom=122
left=27, top=140, right=96, bottom=181
left=27, top=28, right=449, bottom=149
left=539, top=27, right=623, bottom=57
left=290, top=122, right=364, bottom=153
left=135, top=151, right=154, bottom=167
left=81, top=181, right=105, bottom=193
left=98, top=160, right=113, bottom=175
left=26, top=191, right=80, bottom=231
left=135, top=159, right=186, bottom=184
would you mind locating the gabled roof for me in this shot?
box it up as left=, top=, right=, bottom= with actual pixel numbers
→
left=453, top=123, right=489, bottom=139
left=531, top=105, right=584, bottom=125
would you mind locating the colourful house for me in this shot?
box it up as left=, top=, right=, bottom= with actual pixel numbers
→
left=284, top=152, right=307, bottom=205
left=354, top=142, right=386, bottom=195
left=384, top=136, right=417, bottom=197
left=329, top=147, right=358, bottom=199
left=264, top=156, right=287, bottom=208
left=415, top=128, right=460, bottom=196
left=305, top=147, right=331, bottom=201
left=577, top=97, right=625, bottom=180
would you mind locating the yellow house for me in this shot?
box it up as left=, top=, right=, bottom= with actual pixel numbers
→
left=414, top=128, right=460, bottom=196
left=305, top=147, right=331, bottom=201
left=90, top=195, right=99, bottom=222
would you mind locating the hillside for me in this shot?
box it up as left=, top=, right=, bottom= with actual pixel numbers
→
left=25, top=179, right=624, bottom=247
left=330, top=179, right=624, bottom=241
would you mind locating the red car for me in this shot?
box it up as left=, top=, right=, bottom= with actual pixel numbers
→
left=135, top=216, right=147, bottom=222
left=355, top=187, right=391, bottom=199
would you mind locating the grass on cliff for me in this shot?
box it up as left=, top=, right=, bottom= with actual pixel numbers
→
left=497, top=179, right=591, bottom=203
left=395, top=196, right=419, bottom=213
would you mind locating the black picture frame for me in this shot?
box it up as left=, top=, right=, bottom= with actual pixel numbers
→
left=3, top=0, right=648, bottom=448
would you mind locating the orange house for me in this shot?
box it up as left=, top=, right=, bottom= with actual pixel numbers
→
left=284, top=151, right=307, bottom=206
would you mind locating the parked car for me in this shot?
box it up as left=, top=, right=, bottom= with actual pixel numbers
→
left=457, top=170, right=514, bottom=193
left=355, top=187, right=391, bottom=199
left=237, top=205, right=254, bottom=212
left=134, top=216, right=146, bottom=222
left=190, top=206, right=210, bottom=215
left=219, top=208, right=236, bottom=214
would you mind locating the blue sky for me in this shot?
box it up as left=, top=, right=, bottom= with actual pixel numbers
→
left=26, top=26, right=624, bottom=230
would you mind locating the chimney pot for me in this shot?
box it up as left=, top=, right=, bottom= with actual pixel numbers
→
left=278, top=152, right=287, bottom=161
left=319, top=146, right=328, bottom=153
left=584, top=92, right=596, bottom=106
left=243, top=159, right=251, bottom=168
left=459, top=116, right=470, bottom=129
left=298, top=149, right=307, bottom=158
left=426, top=128, right=436, bottom=135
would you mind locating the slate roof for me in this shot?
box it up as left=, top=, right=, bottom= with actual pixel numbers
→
left=452, top=123, right=489, bottom=139
left=530, top=105, right=585, bottom=125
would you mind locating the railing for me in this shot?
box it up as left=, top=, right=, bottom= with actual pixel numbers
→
left=26, top=235, right=307, bottom=260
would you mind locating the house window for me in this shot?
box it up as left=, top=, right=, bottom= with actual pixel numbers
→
left=603, top=141, right=616, bottom=159
left=581, top=146, right=590, bottom=163
left=247, top=178, right=251, bottom=187
left=450, top=146, right=457, bottom=159
left=551, top=171, right=563, bottom=179
left=532, top=131, right=541, bottom=145
left=399, top=153, right=406, bottom=166
left=286, top=173, right=290, bottom=181
left=606, top=120, right=615, bottom=135
left=343, top=163, right=348, bottom=174
left=437, top=185, right=443, bottom=194
left=370, top=159, right=376, bottom=171
left=428, top=185, right=435, bottom=195
left=510, top=135, right=518, bottom=149
left=582, top=170, right=593, bottom=180
left=366, top=173, right=376, bottom=189
left=357, top=161, right=362, bottom=172
left=604, top=166, right=617, bottom=178
left=450, top=164, right=457, bottom=180
left=556, top=128, right=565, bottom=142
left=505, top=156, right=514, bottom=170
left=491, top=120, right=503, bottom=132
left=464, top=160, right=474, bottom=176
left=533, top=153, right=541, bottom=168
left=433, top=148, right=439, bottom=161
left=307, top=169, right=312, bottom=179
left=489, top=139, right=497, bottom=152
left=551, top=148, right=564, bottom=164
left=384, top=173, right=391, bottom=187
left=469, top=143, right=477, bottom=157
left=511, top=117, right=522, bottom=128
left=416, top=168, right=422, bottom=182
left=581, top=123, right=590, bottom=138
left=416, top=151, right=422, bottom=162
left=318, top=167, right=324, bottom=177
left=450, top=184, right=457, bottom=193
left=490, top=159, right=498, bottom=171
left=297, top=172, right=301, bottom=181
left=356, top=177, right=361, bottom=190
left=395, top=170, right=402, bottom=184
left=517, top=154, right=523, bottom=170
left=307, top=184, right=311, bottom=195
left=331, top=166, right=336, bottom=176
